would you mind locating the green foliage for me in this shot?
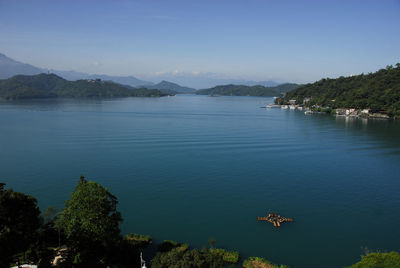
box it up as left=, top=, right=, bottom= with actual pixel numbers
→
left=196, top=83, right=299, bottom=97
left=124, top=233, right=152, bottom=247
left=348, top=251, right=400, bottom=268
left=0, top=73, right=169, bottom=99
left=0, top=183, right=41, bottom=267
left=209, top=248, right=239, bottom=263
left=151, top=247, right=224, bottom=268
left=57, top=176, right=123, bottom=266
left=276, top=64, right=400, bottom=117
left=157, top=240, right=189, bottom=253
left=243, top=257, right=288, bottom=268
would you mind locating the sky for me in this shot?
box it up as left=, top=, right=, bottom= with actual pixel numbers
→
left=0, top=0, right=400, bottom=86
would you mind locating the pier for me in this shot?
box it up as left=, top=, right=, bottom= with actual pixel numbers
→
left=257, top=213, right=293, bottom=227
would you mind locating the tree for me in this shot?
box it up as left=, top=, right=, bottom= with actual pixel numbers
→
left=0, top=183, right=41, bottom=267
left=348, top=251, right=400, bottom=268
left=57, top=176, right=123, bottom=266
left=151, top=247, right=224, bottom=268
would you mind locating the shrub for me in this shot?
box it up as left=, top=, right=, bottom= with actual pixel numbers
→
left=347, top=251, right=400, bottom=268
left=243, top=257, right=288, bottom=268
left=124, top=233, right=152, bottom=247
left=209, top=248, right=239, bottom=263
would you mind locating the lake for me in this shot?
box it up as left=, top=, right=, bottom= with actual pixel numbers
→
left=1, top=95, right=399, bottom=267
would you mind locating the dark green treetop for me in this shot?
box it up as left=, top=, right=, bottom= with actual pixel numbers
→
left=57, top=176, right=123, bottom=266
left=348, top=251, right=400, bottom=268
left=0, top=183, right=41, bottom=267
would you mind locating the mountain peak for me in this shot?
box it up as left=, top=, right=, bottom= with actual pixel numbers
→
left=158, top=80, right=177, bottom=85
left=148, top=80, right=196, bottom=93
left=0, top=52, right=17, bottom=62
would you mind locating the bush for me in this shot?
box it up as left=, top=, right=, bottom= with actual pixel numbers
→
left=124, top=233, right=152, bottom=247
left=243, top=257, right=288, bottom=268
left=347, top=251, right=400, bottom=268
left=157, top=240, right=188, bottom=253
left=209, top=248, right=239, bottom=263
left=151, top=247, right=224, bottom=268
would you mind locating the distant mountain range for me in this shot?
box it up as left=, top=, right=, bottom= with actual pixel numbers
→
left=196, top=83, right=299, bottom=97
left=0, top=52, right=288, bottom=90
left=0, top=53, right=43, bottom=78
left=0, top=53, right=154, bottom=87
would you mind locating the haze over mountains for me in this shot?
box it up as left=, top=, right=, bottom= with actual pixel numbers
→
left=0, top=53, right=43, bottom=78
left=0, top=53, right=285, bottom=90
left=0, top=53, right=153, bottom=87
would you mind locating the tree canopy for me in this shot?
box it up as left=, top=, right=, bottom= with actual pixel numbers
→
left=0, top=183, right=41, bottom=267
left=151, top=247, right=224, bottom=268
left=348, top=251, right=400, bottom=268
left=57, top=176, right=123, bottom=266
left=276, top=64, right=400, bottom=117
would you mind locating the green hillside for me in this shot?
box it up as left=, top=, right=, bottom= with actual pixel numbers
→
left=276, top=64, right=400, bottom=117
left=148, top=80, right=196, bottom=94
left=0, top=73, right=169, bottom=99
left=196, top=83, right=299, bottom=97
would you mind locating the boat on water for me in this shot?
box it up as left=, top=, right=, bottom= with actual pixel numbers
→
left=257, top=212, right=294, bottom=227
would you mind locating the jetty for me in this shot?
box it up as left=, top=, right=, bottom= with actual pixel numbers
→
left=257, top=213, right=293, bottom=227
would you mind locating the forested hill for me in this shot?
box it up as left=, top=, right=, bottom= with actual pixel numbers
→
left=148, top=80, right=196, bottom=94
left=0, top=73, right=169, bottom=99
left=196, top=83, right=299, bottom=97
left=276, top=64, right=400, bottom=116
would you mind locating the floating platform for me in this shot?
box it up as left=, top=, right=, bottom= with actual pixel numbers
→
left=257, top=213, right=293, bottom=227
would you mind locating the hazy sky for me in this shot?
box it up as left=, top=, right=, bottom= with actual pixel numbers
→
left=1, top=0, right=399, bottom=84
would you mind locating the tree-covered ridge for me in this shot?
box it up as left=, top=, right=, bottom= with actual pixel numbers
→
left=196, top=83, right=299, bottom=97
left=276, top=64, right=400, bottom=116
left=148, top=80, right=196, bottom=94
left=0, top=73, right=170, bottom=99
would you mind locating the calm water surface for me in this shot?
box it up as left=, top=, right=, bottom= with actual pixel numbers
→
left=1, top=95, right=399, bottom=267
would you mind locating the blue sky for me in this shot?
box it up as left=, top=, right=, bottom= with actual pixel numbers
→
left=0, top=0, right=399, bottom=85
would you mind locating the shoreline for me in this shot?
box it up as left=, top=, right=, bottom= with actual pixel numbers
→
left=268, top=103, right=394, bottom=119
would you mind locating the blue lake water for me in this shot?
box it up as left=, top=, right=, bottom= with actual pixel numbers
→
left=1, top=95, right=399, bottom=267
